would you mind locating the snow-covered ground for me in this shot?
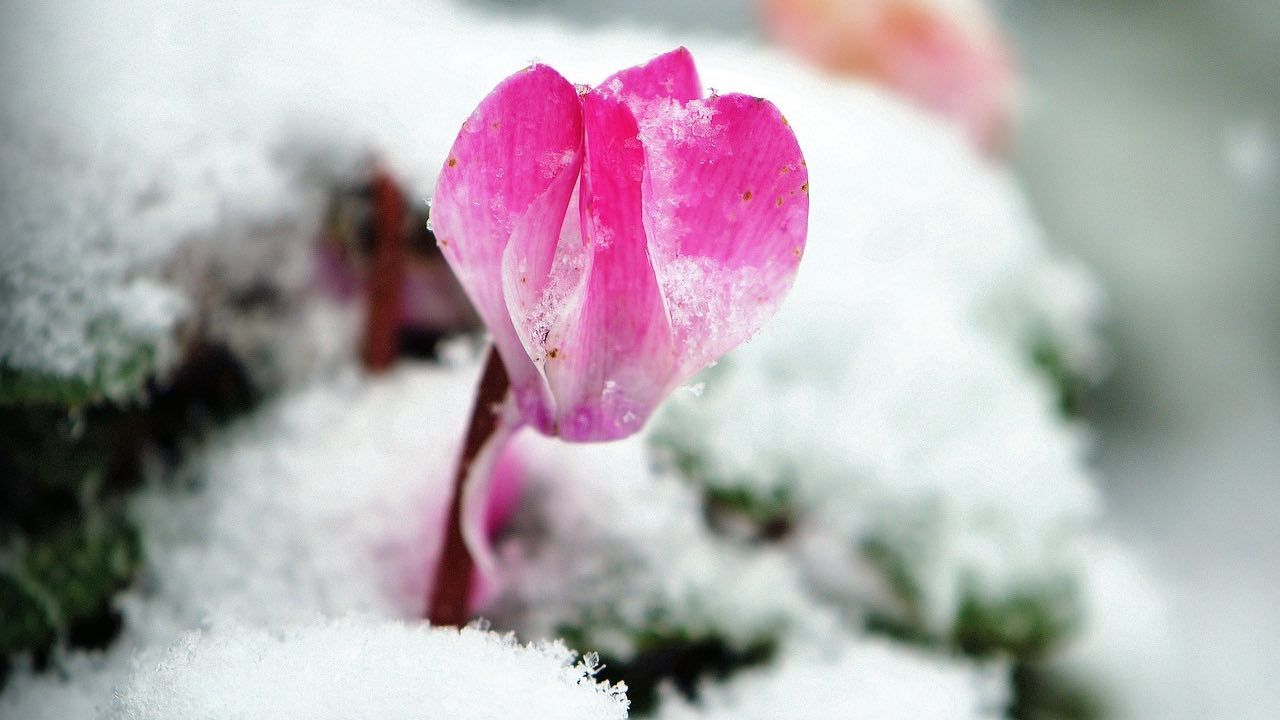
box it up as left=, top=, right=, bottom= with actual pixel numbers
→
left=0, top=0, right=1221, bottom=717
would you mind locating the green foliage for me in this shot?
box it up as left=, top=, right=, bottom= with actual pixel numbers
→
left=861, top=536, right=1081, bottom=661
left=650, top=429, right=796, bottom=543
left=557, top=624, right=775, bottom=716
left=1031, top=337, right=1090, bottom=417
left=0, top=511, right=140, bottom=658
left=0, top=343, right=156, bottom=407
left=701, top=485, right=795, bottom=542
left=1010, top=662, right=1109, bottom=720
left=0, top=343, right=257, bottom=677
left=952, top=583, right=1080, bottom=660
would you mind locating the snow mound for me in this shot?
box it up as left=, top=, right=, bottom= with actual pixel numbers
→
left=111, top=619, right=628, bottom=720
left=0, top=359, right=478, bottom=717
left=122, top=361, right=476, bottom=638
left=489, top=434, right=831, bottom=657
left=657, top=638, right=1006, bottom=720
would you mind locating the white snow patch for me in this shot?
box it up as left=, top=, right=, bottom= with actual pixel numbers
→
left=657, top=637, right=1006, bottom=720
left=488, top=434, right=831, bottom=657
left=0, top=358, right=481, bottom=716
left=110, top=619, right=628, bottom=720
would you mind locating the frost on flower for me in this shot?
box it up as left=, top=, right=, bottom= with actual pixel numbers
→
left=431, top=48, right=809, bottom=441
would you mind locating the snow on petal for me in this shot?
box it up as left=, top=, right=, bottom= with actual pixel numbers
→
left=598, top=46, right=702, bottom=115
left=433, top=64, right=583, bottom=427
left=638, top=92, right=809, bottom=378
left=540, top=90, right=677, bottom=441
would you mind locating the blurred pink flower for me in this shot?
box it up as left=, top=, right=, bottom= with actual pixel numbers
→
left=760, top=0, right=1016, bottom=152
left=432, top=48, right=809, bottom=441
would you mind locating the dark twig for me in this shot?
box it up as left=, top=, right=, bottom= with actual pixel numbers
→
left=361, top=169, right=406, bottom=372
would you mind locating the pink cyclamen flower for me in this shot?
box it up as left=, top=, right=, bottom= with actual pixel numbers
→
left=432, top=48, right=809, bottom=441
left=760, top=0, right=1015, bottom=152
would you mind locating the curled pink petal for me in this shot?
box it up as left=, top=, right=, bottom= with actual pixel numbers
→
left=432, top=64, right=584, bottom=430
left=540, top=90, right=677, bottom=441
left=482, top=440, right=525, bottom=538
left=468, top=436, right=526, bottom=610
left=638, top=92, right=809, bottom=378
left=598, top=46, right=702, bottom=112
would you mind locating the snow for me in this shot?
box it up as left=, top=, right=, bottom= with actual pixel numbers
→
left=112, top=620, right=628, bottom=720
left=487, top=434, right=831, bottom=657
left=0, top=361, right=474, bottom=716
left=0, top=120, right=188, bottom=398
left=657, top=638, right=1007, bottom=720
left=4, top=619, right=628, bottom=720
left=0, top=0, right=1168, bottom=717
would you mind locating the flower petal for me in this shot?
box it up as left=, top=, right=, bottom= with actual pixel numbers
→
left=540, top=91, right=677, bottom=441
left=637, top=93, right=809, bottom=378
left=466, top=431, right=525, bottom=611
left=598, top=47, right=702, bottom=113
left=432, top=64, right=583, bottom=428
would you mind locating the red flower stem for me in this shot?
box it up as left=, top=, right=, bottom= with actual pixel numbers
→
left=361, top=169, right=406, bottom=372
left=428, top=345, right=512, bottom=626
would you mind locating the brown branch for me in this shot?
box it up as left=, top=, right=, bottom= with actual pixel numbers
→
left=427, top=345, right=511, bottom=626
left=361, top=169, right=406, bottom=372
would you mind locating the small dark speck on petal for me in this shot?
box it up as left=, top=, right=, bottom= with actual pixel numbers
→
left=447, top=158, right=457, bottom=168
left=742, top=191, right=752, bottom=201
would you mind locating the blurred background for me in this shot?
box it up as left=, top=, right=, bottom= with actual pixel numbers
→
left=492, top=0, right=1280, bottom=711
left=485, top=0, right=1280, bottom=711
left=2, top=0, right=1277, bottom=717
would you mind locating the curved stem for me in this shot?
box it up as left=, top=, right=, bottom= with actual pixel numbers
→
left=428, top=345, right=516, bottom=626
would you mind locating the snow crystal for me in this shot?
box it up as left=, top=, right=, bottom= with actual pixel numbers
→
left=110, top=619, right=627, bottom=720
left=656, top=255, right=776, bottom=370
